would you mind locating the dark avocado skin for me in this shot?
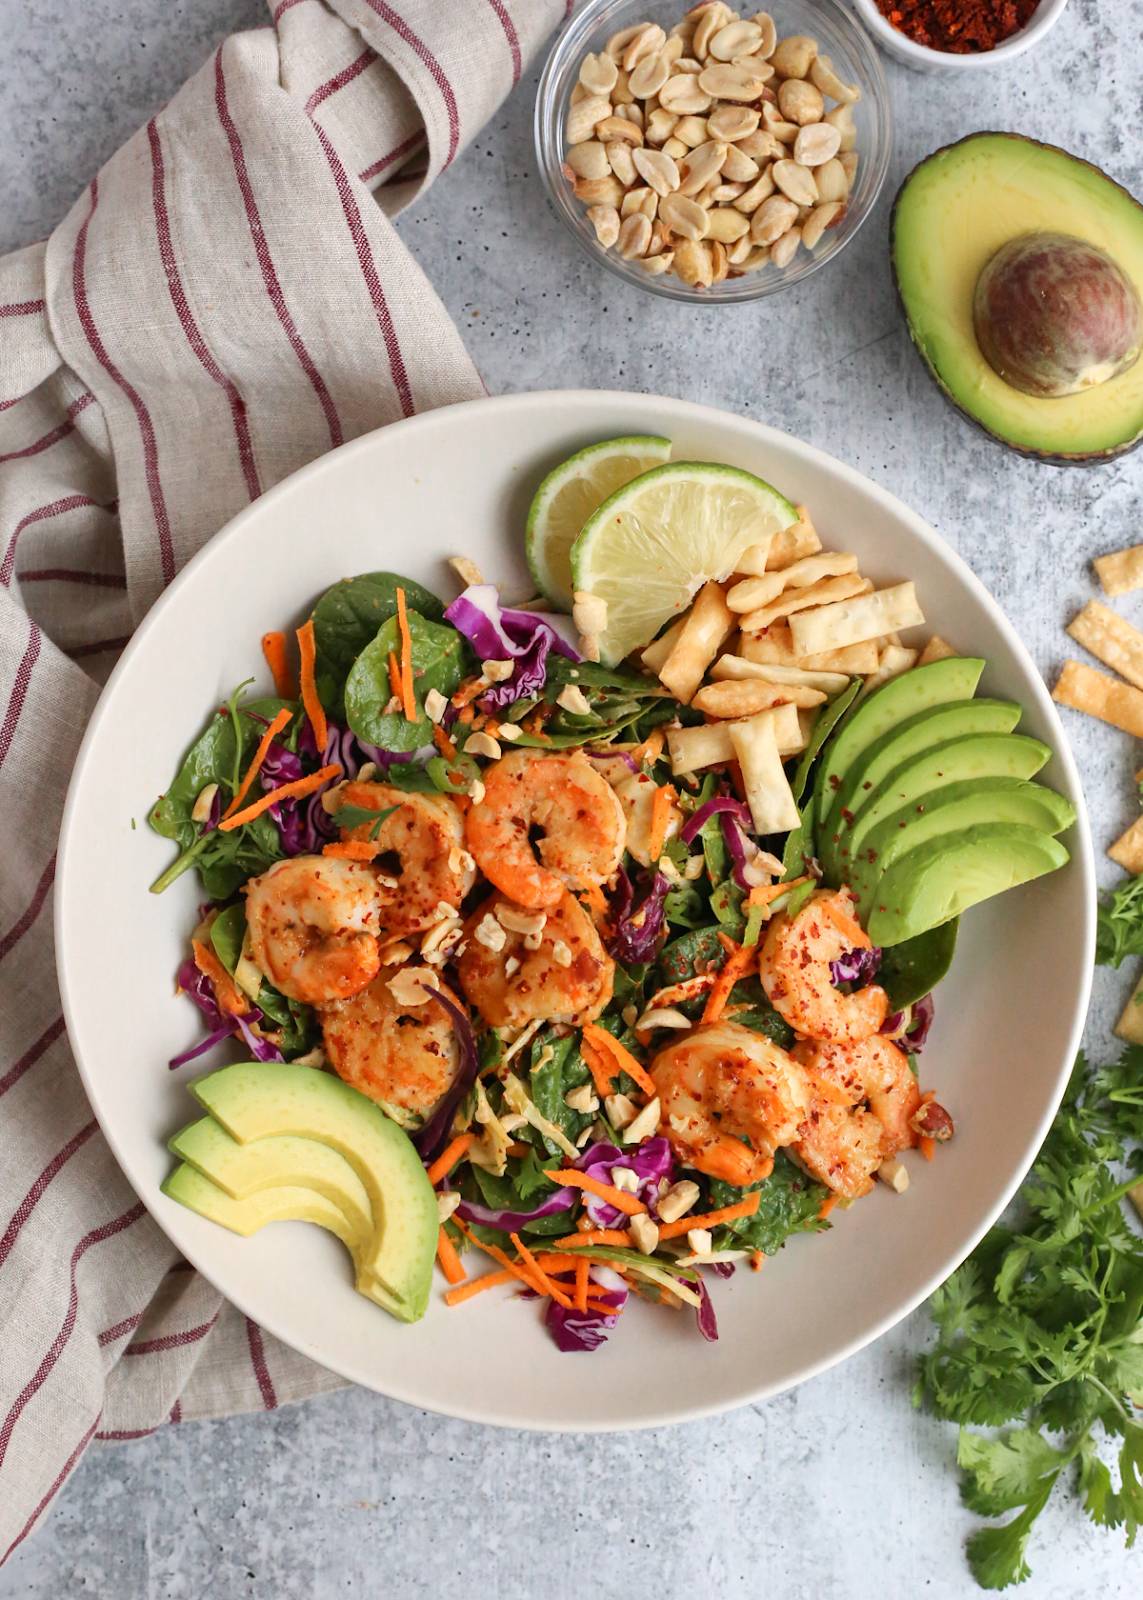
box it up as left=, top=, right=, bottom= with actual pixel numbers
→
left=889, top=131, right=1143, bottom=468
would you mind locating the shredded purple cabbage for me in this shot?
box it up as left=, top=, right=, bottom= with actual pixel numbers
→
left=168, top=1023, right=236, bottom=1071
left=606, top=867, right=670, bottom=965
left=443, top=584, right=580, bottom=711
left=883, top=992, right=936, bottom=1053
left=414, top=989, right=481, bottom=1162
left=830, top=945, right=883, bottom=987
left=260, top=718, right=422, bottom=856
left=695, top=1275, right=719, bottom=1342
left=679, top=795, right=751, bottom=845
left=586, top=747, right=639, bottom=774
left=544, top=1263, right=628, bottom=1353
left=455, top=1187, right=577, bottom=1233
left=707, top=1259, right=736, bottom=1280
left=170, top=956, right=279, bottom=1068
left=576, top=1137, right=675, bottom=1228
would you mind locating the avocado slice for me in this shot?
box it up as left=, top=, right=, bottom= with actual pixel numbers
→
left=815, top=656, right=984, bottom=833
left=866, top=823, right=1070, bottom=948
left=892, top=133, right=1143, bottom=463
left=833, top=732, right=1053, bottom=889
left=162, top=1163, right=363, bottom=1250
left=190, top=1062, right=437, bottom=1322
left=822, top=699, right=1022, bottom=882
left=170, top=1117, right=375, bottom=1242
left=849, top=777, right=1075, bottom=918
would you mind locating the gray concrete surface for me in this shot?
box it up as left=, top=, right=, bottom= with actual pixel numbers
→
left=1, top=0, right=1140, bottom=1595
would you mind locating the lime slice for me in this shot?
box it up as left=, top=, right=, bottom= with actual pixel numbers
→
left=525, top=435, right=672, bottom=608
left=570, top=462, right=798, bottom=666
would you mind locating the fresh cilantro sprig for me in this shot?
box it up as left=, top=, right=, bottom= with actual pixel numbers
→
left=916, top=1048, right=1143, bottom=1588
left=1096, top=876, right=1143, bottom=967
left=332, top=802, right=399, bottom=840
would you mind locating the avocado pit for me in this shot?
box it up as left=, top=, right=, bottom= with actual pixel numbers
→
left=973, top=232, right=1142, bottom=398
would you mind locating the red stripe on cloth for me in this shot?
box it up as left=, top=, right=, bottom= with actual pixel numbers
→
left=359, top=131, right=424, bottom=183
left=245, top=1318, right=277, bottom=1409
left=0, top=1413, right=101, bottom=1567
left=0, top=1015, right=66, bottom=1098
left=0, top=851, right=55, bottom=963
left=0, top=299, right=46, bottom=318
left=0, top=394, right=93, bottom=467
left=73, top=181, right=176, bottom=586
left=271, top=0, right=307, bottom=18
left=305, top=47, right=376, bottom=113
left=309, top=123, right=414, bottom=418
left=1, top=493, right=105, bottom=587
left=69, top=635, right=130, bottom=660
left=94, top=1425, right=157, bottom=1441
left=17, top=567, right=127, bottom=589
left=0, top=1120, right=98, bottom=1270
left=483, top=0, right=522, bottom=83
left=147, top=119, right=262, bottom=503
left=214, top=49, right=344, bottom=449
left=0, top=622, right=39, bottom=773
left=0, top=1203, right=145, bottom=1472
left=169, top=1398, right=183, bottom=1423
left=361, top=1, right=460, bottom=167
left=124, top=1314, right=218, bottom=1356
left=97, top=1312, right=144, bottom=1348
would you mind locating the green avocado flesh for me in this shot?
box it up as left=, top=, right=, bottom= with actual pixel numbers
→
left=821, top=698, right=1022, bottom=881
left=815, top=656, right=985, bottom=831
left=175, top=1062, right=437, bottom=1322
left=866, top=824, right=1071, bottom=948
left=162, top=1164, right=363, bottom=1248
left=892, top=133, right=1143, bottom=462
left=848, top=776, right=1075, bottom=919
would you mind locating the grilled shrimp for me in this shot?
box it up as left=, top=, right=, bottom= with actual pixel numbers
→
left=464, top=750, right=626, bottom=911
left=455, top=888, right=614, bottom=1029
left=320, top=967, right=464, bottom=1126
left=791, top=1035, right=923, bottom=1199
left=758, top=887, right=889, bottom=1044
left=335, top=781, right=474, bottom=937
left=245, top=856, right=383, bottom=1004
left=650, top=1020, right=810, bottom=1186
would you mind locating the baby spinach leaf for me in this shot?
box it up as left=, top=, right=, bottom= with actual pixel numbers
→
left=709, top=1152, right=828, bottom=1255
left=529, top=1032, right=594, bottom=1149
left=344, top=610, right=470, bottom=751
left=782, top=678, right=862, bottom=878
left=656, top=925, right=725, bottom=987
left=150, top=696, right=294, bottom=845
left=209, top=904, right=247, bottom=973
left=880, top=919, right=958, bottom=1010
left=311, top=572, right=443, bottom=714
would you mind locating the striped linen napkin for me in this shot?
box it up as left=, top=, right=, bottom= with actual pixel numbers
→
left=0, top=0, right=564, bottom=1561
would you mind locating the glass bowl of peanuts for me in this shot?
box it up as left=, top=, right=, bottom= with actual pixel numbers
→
left=535, top=0, right=891, bottom=302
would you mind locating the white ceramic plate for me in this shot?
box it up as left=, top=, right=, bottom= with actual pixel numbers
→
left=57, top=391, right=1094, bottom=1430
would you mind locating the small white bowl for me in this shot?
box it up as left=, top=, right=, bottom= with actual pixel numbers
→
left=851, top=0, right=1070, bottom=72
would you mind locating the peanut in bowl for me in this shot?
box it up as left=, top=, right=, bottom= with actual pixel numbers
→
left=535, top=0, right=892, bottom=303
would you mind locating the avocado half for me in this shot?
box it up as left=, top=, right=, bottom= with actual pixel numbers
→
left=891, top=132, right=1143, bottom=464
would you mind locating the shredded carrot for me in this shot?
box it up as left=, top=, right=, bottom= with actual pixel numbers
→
left=436, top=1227, right=466, bottom=1286
left=394, top=586, right=416, bottom=721
left=426, top=1133, right=475, bottom=1187
left=223, top=706, right=292, bottom=820
left=579, top=1035, right=616, bottom=1099
left=444, top=1268, right=517, bottom=1307
left=451, top=676, right=486, bottom=709
left=747, top=874, right=810, bottom=908
left=750, top=1250, right=765, bottom=1271
left=218, top=763, right=341, bottom=832
left=920, top=1136, right=936, bottom=1162
left=261, top=631, right=296, bottom=699
left=453, top=1218, right=554, bottom=1303
left=658, top=1190, right=761, bottom=1240
left=531, top=1255, right=578, bottom=1276
left=295, top=618, right=327, bottom=751
left=510, top=1233, right=574, bottom=1310
left=584, top=1297, right=625, bottom=1316
left=322, top=838, right=380, bottom=861
left=647, top=783, right=676, bottom=863
left=818, top=1193, right=839, bottom=1220
left=581, top=1023, right=657, bottom=1099
left=190, top=938, right=247, bottom=1018
left=456, top=704, right=475, bottom=726
left=523, top=708, right=547, bottom=735
left=702, top=938, right=756, bottom=1024
left=387, top=650, right=402, bottom=704
left=580, top=881, right=607, bottom=916
left=544, top=1169, right=647, bottom=1217
left=636, top=728, right=665, bottom=766
left=432, top=723, right=457, bottom=761
left=574, top=1256, right=590, bottom=1313
left=823, top=895, right=870, bottom=949
left=552, top=1229, right=633, bottom=1249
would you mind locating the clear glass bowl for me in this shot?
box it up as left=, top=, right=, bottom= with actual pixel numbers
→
left=535, top=0, right=892, bottom=304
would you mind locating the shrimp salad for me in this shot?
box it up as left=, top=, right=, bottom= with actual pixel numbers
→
left=150, top=460, right=1069, bottom=1351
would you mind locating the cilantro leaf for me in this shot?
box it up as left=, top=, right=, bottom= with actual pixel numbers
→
left=957, top=1429, right=1065, bottom=1517
left=332, top=802, right=400, bottom=840
left=965, top=1483, right=1054, bottom=1591
left=1096, top=875, right=1143, bottom=966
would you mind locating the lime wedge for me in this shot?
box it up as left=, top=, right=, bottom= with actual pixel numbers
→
left=570, top=462, right=798, bottom=666
left=525, top=435, right=672, bottom=608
